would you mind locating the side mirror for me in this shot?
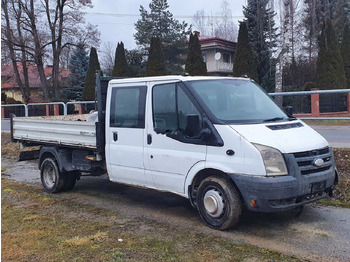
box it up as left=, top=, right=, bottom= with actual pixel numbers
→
left=185, top=114, right=201, bottom=138
left=285, top=106, right=293, bottom=117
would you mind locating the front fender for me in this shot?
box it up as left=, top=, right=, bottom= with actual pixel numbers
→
left=184, top=160, right=241, bottom=197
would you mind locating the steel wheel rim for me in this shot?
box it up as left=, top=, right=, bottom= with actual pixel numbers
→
left=43, top=165, right=55, bottom=188
left=203, top=189, right=225, bottom=218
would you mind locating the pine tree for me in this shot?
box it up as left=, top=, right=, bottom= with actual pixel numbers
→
left=185, top=33, right=207, bottom=76
left=126, top=49, right=147, bottom=77
left=243, top=0, right=278, bottom=93
left=332, top=0, right=350, bottom=41
left=62, top=44, right=89, bottom=100
left=341, top=23, right=350, bottom=89
left=112, top=42, right=130, bottom=77
left=316, top=20, right=346, bottom=90
left=233, top=22, right=258, bottom=81
left=82, top=47, right=102, bottom=101
left=134, top=0, right=191, bottom=74
left=146, top=37, right=166, bottom=76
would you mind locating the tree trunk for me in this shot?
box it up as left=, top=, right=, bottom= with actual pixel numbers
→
left=26, top=0, right=50, bottom=99
left=15, top=2, right=31, bottom=100
left=2, top=0, right=30, bottom=101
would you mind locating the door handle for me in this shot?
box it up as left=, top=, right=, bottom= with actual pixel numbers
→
left=147, top=134, right=152, bottom=145
left=113, top=132, right=118, bottom=142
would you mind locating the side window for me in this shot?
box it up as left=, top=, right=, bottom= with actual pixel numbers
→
left=153, top=83, right=202, bottom=135
left=110, top=86, right=146, bottom=128
left=152, top=83, right=177, bottom=131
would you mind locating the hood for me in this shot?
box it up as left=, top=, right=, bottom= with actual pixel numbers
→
left=230, top=120, right=329, bottom=153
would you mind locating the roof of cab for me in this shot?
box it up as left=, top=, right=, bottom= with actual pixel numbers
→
left=108, top=75, right=250, bottom=85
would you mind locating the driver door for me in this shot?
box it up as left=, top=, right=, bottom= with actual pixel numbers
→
left=145, top=81, right=207, bottom=194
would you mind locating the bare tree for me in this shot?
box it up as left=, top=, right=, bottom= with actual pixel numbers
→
left=193, top=10, right=208, bottom=36
left=214, top=0, right=238, bottom=41
left=192, top=0, right=238, bottom=41
left=1, top=0, right=31, bottom=101
left=42, top=0, right=100, bottom=99
left=100, top=42, right=116, bottom=76
left=1, top=0, right=100, bottom=100
left=20, top=0, right=51, bottom=98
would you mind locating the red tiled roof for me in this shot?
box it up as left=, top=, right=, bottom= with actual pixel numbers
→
left=198, top=35, right=236, bottom=45
left=1, top=63, right=70, bottom=90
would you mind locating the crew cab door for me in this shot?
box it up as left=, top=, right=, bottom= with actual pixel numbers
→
left=145, top=81, right=207, bottom=194
left=105, top=83, right=147, bottom=186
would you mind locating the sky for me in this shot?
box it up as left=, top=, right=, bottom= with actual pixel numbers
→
left=85, top=0, right=246, bottom=50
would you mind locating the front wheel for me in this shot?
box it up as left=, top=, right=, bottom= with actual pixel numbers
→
left=40, top=158, right=65, bottom=193
left=197, top=176, right=242, bottom=230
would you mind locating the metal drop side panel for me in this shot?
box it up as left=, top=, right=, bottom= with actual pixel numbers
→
left=12, top=117, right=97, bottom=149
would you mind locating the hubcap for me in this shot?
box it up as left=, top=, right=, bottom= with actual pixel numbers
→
left=203, top=189, right=224, bottom=218
left=43, top=165, right=55, bottom=188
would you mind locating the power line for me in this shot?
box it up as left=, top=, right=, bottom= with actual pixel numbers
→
left=85, top=12, right=244, bottom=20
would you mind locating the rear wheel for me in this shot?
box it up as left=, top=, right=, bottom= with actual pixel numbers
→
left=197, top=176, right=242, bottom=230
left=40, top=158, right=65, bottom=193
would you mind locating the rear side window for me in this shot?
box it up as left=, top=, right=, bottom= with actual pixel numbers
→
left=110, top=86, right=147, bottom=128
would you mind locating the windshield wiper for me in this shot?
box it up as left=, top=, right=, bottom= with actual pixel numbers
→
left=263, top=117, right=285, bottom=122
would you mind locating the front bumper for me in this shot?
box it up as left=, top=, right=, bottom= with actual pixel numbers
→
left=230, top=153, right=337, bottom=212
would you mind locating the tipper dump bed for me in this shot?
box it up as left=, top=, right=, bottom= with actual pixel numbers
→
left=12, top=114, right=97, bottom=149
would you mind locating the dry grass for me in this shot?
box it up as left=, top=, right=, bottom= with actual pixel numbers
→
left=1, top=179, right=301, bottom=262
left=1, top=132, right=20, bottom=158
left=318, top=148, right=350, bottom=208
left=64, top=232, right=108, bottom=247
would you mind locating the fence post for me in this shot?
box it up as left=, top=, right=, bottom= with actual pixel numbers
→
left=54, top=104, right=59, bottom=116
left=46, top=105, right=50, bottom=116
left=311, top=89, right=320, bottom=117
left=63, top=104, right=67, bottom=115
left=24, top=105, right=28, bottom=117
left=1, top=102, right=5, bottom=118
left=78, top=104, right=83, bottom=115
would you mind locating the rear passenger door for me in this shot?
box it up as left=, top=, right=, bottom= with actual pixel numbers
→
left=106, top=83, right=147, bottom=186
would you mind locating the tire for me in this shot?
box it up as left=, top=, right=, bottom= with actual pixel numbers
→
left=63, top=172, right=77, bottom=191
left=40, top=158, right=65, bottom=193
left=197, top=176, right=242, bottom=230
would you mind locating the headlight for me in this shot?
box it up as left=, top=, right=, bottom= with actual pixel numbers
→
left=253, top=144, right=288, bottom=176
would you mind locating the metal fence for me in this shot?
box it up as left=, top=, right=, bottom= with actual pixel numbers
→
left=2, top=89, right=350, bottom=120
left=1, top=101, right=96, bottom=118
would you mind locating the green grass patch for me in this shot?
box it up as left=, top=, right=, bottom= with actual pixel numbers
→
left=317, top=199, right=350, bottom=208
left=315, top=233, right=330, bottom=238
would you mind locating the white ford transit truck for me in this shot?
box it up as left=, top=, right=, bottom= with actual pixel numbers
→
left=12, top=75, right=338, bottom=230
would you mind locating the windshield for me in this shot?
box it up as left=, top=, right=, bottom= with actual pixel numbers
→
left=187, top=79, right=288, bottom=124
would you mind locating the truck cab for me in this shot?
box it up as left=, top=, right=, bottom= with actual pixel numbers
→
left=104, top=76, right=337, bottom=230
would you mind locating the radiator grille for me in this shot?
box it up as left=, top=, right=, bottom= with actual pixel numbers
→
left=293, top=147, right=332, bottom=175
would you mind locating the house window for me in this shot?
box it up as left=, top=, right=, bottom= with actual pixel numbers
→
left=223, top=53, right=230, bottom=63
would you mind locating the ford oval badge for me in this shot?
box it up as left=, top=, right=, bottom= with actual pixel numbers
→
left=313, top=158, right=324, bottom=167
